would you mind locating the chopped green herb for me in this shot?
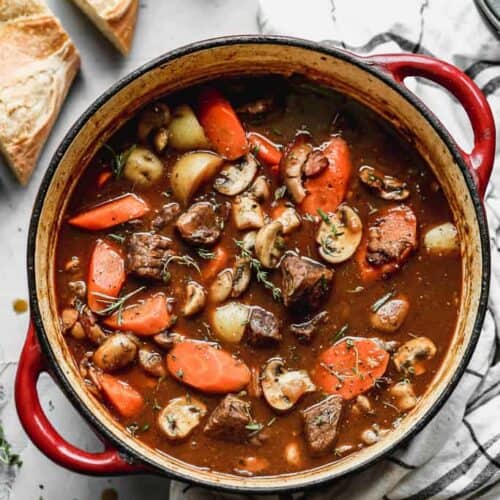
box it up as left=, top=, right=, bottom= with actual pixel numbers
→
left=176, top=369, right=184, bottom=379
left=196, top=248, right=216, bottom=260
left=317, top=208, right=343, bottom=237
left=92, top=286, right=146, bottom=325
left=103, top=143, right=136, bottom=179
left=107, top=233, right=125, bottom=244
left=245, top=422, right=264, bottom=435
left=371, top=290, right=396, bottom=312
left=332, top=323, right=349, bottom=343
left=274, top=185, right=287, bottom=200
left=161, top=254, right=201, bottom=282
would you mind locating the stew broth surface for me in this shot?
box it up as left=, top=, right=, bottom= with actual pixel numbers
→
left=55, top=77, right=461, bottom=476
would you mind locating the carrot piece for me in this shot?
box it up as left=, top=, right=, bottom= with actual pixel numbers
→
left=248, top=132, right=282, bottom=165
left=197, top=87, right=249, bottom=160
left=167, top=341, right=251, bottom=394
left=314, top=338, right=389, bottom=400
left=103, top=294, right=171, bottom=336
left=201, top=246, right=229, bottom=281
left=301, top=137, right=352, bottom=215
left=87, top=240, right=125, bottom=313
left=68, top=194, right=150, bottom=230
left=356, top=205, right=417, bottom=282
left=99, top=374, right=144, bottom=418
left=97, top=170, right=113, bottom=188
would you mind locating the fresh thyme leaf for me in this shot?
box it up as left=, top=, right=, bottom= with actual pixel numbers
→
left=92, top=286, right=146, bottom=321
left=317, top=208, right=343, bottom=237
left=104, top=144, right=136, bottom=179
left=303, top=213, right=316, bottom=223
left=332, top=323, right=349, bottom=343
left=107, top=233, right=125, bottom=244
left=371, top=290, right=396, bottom=312
left=245, top=422, right=264, bottom=435
left=161, top=254, right=201, bottom=282
left=196, top=248, right=216, bottom=260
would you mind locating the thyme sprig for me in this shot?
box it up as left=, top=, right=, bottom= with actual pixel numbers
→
left=161, top=254, right=201, bottom=283
left=371, top=290, right=396, bottom=312
left=92, top=286, right=146, bottom=324
left=196, top=248, right=216, bottom=260
left=103, top=143, right=136, bottom=179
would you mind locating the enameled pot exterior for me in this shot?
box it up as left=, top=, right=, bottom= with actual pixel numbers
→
left=16, top=36, right=495, bottom=493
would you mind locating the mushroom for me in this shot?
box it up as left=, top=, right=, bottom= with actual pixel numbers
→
left=242, top=230, right=257, bottom=252
left=214, top=154, right=258, bottom=196
left=359, top=165, right=410, bottom=200
left=232, top=194, right=265, bottom=230
left=137, top=102, right=171, bottom=145
left=208, top=268, right=233, bottom=303
left=282, top=134, right=312, bottom=203
left=393, top=337, right=437, bottom=375
left=275, top=207, right=301, bottom=235
left=261, top=358, right=316, bottom=412
left=231, top=256, right=252, bottom=298
left=68, top=280, right=86, bottom=299
left=168, top=104, right=210, bottom=151
left=352, top=394, right=373, bottom=416
left=389, top=381, right=418, bottom=412
left=211, top=301, right=250, bottom=343
left=138, top=346, right=166, bottom=377
left=123, top=147, right=164, bottom=186
left=153, top=331, right=185, bottom=350
left=316, top=204, right=362, bottom=264
left=69, top=321, right=86, bottom=340
left=182, top=281, right=207, bottom=316
left=370, top=296, right=410, bottom=333
left=360, top=424, right=390, bottom=445
left=93, top=334, right=137, bottom=372
left=424, top=222, right=459, bottom=255
left=284, top=441, right=302, bottom=467
left=249, top=175, right=271, bottom=202
left=255, top=220, right=285, bottom=268
left=157, top=396, right=207, bottom=440
left=61, top=308, right=78, bottom=333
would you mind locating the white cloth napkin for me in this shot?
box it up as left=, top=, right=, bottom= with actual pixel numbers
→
left=171, top=0, right=500, bottom=498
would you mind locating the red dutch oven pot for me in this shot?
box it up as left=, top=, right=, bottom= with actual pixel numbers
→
left=15, top=37, right=496, bottom=493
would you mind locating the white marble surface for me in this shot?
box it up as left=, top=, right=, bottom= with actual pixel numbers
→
left=0, top=1, right=258, bottom=498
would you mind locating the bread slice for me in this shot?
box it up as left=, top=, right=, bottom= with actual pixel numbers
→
left=0, top=0, right=80, bottom=184
left=71, top=0, right=138, bottom=55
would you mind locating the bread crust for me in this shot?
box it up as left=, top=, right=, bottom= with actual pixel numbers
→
left=71, top=0, right=138, bottom=55
left=0, top=0, right=80, bottom=184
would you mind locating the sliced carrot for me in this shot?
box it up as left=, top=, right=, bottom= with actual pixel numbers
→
left=167, top=341, right=251, bottom=394
left=201, top=246, right=229, bottom=281
left=103, top=294, right=171, bottom=336
left=356, top=205, right=417, bottom=282
left=248, top=132, right=282, bottom=165
left=97, top=170, right=113, bottom=188
left=68, top=194, right=150, bottom=231
left=87, top=240, right=125, bottom=313
left=197, top=87, right=249, bottom=160
left=99, top=374, right=144, bottom=418
left=314, top=337, right=389, bottom=400
left=301, top=137, right=352, bottom=215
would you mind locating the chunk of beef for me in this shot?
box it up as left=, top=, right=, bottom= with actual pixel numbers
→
left=302, top=395, right=343, bottom=455
left=290, top=311, right=329, bottom=343
left=151, top=202, right=180, bottom=231
left=366, top=205, right=417, bottom=267
left=204, top=395, right=252, bottom=442
left=126, top=232, right=173, bottom=280
left=246, top=307, right=282, bottom=347
left=176, top=202, right=225, bottom=246
left=303, top=150, right=328, bottom=177
left=281, top=254, right=333, bottom=310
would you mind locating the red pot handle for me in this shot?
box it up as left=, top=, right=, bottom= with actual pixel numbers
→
left=365, top=53, right=496, bottom=199
left=15, top=321, right=146, bottom=475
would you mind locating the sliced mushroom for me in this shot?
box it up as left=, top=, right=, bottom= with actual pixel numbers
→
left=231, top=256, right=252, bottom=297
left=281, top=134, right=312, bottom=203
left=61, top=308, right=79, bottom=333
left=290, top=311, right=328, bottom=343
left=157, top=396, right=207, bottom=440
left=424, top=222, right=459, bottom=255
left=389, top=381, right=418, bottom=412
left=137, top=102, right=171, bottom=144
left=168, top=104, right=210, bottom=151
left=249, top=175, right=271, bottom=202
left=182, top=281, right=207, bottom=316
left=360, top=424, right=390, bottom=445
left=153, top=331, right=185, bottom=350
left=275, top=207, right=301, bottom=235
left=93, top=334, right=137, bottom=372
left=242, top=230, right=257, bottom=252
left=123, top=147, right=164, bottom=186
left=261, top=358, right=316, bottom=412
left=370, top=296, right=409, bottom=333
left=232, top=194, right=265, bottom=230
left=211, top=301, right=250, bottom=343
left=209, top=268, right=233, bottom=303
left=316, top=204, right=362, bottom=264
left=393, top=337, right=437, bottom=376
left=68, top=280, right=86, bottom=299
left=359, top=165, right=409, bottom=200
left=214, top=154, right=258, bottom=196
left=255, top=220, right=285, bottom=268
left=138, top=346, right=166, bottom=377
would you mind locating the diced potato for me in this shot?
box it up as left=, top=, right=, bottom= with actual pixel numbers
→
left=123, top=147, right=163, bottom=186
left=211, top=302, right=250, bottom=343
left=424, top=222, right=459, bottom=255
left=168, top=105, right=210, bottom=151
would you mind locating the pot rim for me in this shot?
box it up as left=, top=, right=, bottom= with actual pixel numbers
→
left=26, top=35, right=490, bottom=493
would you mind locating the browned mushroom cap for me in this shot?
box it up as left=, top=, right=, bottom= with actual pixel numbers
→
left=157, top=396, right=207, bottom=440
left=261, top=358, right=316, bottom=412
left=359, top=165, right=409, bottom=200
left=138, top=346, right=166, bottom=377
left=209, top=269, right=234, bottom=303
left=389, top=381, right=418, bottom=412
left=393, top=337, right=437, bottom=375
left=281, top=134, right=312, bottom=203
left=182, top=281, right=207, bottom=316
left=255, top=220, right=285, bottom=268
left=214, top=154, right=258, bottom=196
left=232, top=194, right=265, bottom=230
left=370, top=296, right=409, bottom=333
left=93, top=334, right=137, bottom=372
left=231, top=256, right=252, bottom=298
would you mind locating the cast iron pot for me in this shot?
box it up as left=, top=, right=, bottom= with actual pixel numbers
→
left=15, top=36, right=496, bottom=493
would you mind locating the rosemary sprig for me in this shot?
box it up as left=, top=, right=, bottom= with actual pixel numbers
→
left=92, top=286, right=146, bottom=325
left=103, top=143, right=136, bottom=179
left=161, top=254, right=201, bottom=283
left=371, top=290, right=396, bottom=312
left=234, top=239, right=282, bottom=301
left=196, top=248, right=216, bottom=260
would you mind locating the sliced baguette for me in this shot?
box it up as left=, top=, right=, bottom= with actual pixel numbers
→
left=0, top=0, right=80, bottom=184
left=71, top=0, right=138, bottom=55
